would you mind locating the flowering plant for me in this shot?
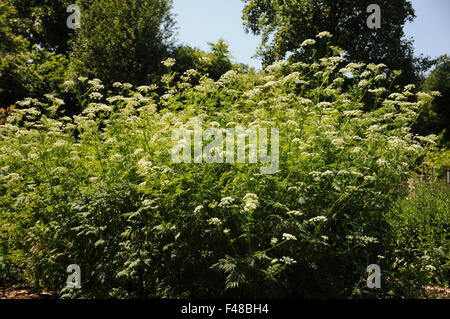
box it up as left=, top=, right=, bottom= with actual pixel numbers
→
left=0, top=33, right=438, bottom=298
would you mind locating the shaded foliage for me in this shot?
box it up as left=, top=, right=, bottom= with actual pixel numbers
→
left=415, top=55, right=450, bottom=145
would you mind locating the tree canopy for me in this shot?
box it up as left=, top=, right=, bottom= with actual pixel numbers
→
left=414, top=55, right=450, bottom=144
left=68, top=0, right=176, bottom=86
left=241, top=0, right=434, bottom=84
left=9, top=0, right=75, bottom=54
left=0, top=0, right=34, bottom=106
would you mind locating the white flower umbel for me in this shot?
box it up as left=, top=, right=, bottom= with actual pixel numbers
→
left=208, top=217, right=222, bottom=226
left=280, top=256, right=297, bottom=265
left=282, top=233, right=297, bottom=241
left=161, top=58, right=176, bottom=68
left=301, top=39, right=316, bottom=47
left=316, top=31, right=332, bottom=39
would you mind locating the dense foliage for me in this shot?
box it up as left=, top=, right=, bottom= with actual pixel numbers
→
left=388, top=182, right=449, bottom=290
left=0, top=0, right=34, bottom=107
left=68, top=0, right=176, bottom=86
left=0, top=36, right=440, bottom=298
left=8, top=0, right=75, bottom=54
left=414, top=55, right=450, bottom=145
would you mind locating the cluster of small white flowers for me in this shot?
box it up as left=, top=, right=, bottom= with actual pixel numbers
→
left=89, top=92, right=103, bottom=100
left=52, top=166, right=68, bottom=175
left=424, top=265, right=436, bottom=272
left=368, top=124, right=381, bottom=132
left=321, top=170, right=334, bottom=177
left=28, top=152, right=40, bottom=160
left=299, top=98, right=312, bottom=105
left=416, top=92, right=433, bottom=101
left=314, top=71, right=324, bottom=78
left=63, top=80, right=75, bottom=87
left=415, top=134, right=437, bottom=145
left=346, top=63, right=365, bottom=70
left=110, top=153, right=122, bottom=161
left=243, top=193, right=259, bottom=212
left=2, top=173, right=22, bottom=183
left=350, top=171, right=364, bottom=177
left=307, top=216, right=327, bottom=223
left=15, top=98, right=33, bottom=107
left=280, top=256, right=297, bottom=265
left=346, top=235, right=379, bottom=245
left=366, top=64, right=378, bottom=72
left=123, top=83, right=133, bottom=90
left=301, top=39, right=316, bottom=47
left=376, top=158, right=388, bottom=167
left=430, top=91, right=441, bottom=97
left=87, top=79, right=104, bottom=90
left=287, top=210, right=303, bottom=216
left=368, top=88, right=386, bottom=95
left=342, top=110, right=362, bottom=117
left=316, top=31, right=332, bottom=39
left=317, top=102, right=332, bottom=108
left=161, top=58, right=176, bottom=68
left=388, top=93, right=406, bottom=101
left=83, top=103, right=112, bottom=114
left=142, top=199, right=157, bottom=208
left=132, top=148, right=144, bottom=156
left=208, top=217, right=222, bottom=226
left=358, top=79, right=370, bottom=88
left=218, top=197, right=235, bottom=208
left=374, top=74, right=386, bottom=81
left=106, top=95, right=124, bottom=103
left=282, top=72, right=300, bottom=84
left=180, top=69, right=198, bottom=82
left=137, top=86, right=152, bottom=93
left=136, top=158, right=153, bottom=176
left=218, top=70, right=238, bottom=84
left=265, top=60, right=287, bottom=73
left=282, top=233, right=297, bottom=241
left=331, top=138, right=345, bottom=148
left=194, top=205, right=203, bottom=214
left=53, top=140, right=68, bottom=147
left=359, top=235, right=379, bottom=244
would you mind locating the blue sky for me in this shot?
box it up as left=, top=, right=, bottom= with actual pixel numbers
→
left=172, top=0, right=450, bottom=69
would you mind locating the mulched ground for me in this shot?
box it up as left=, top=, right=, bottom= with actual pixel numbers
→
left=0, top=286, right=55, bottom=299
left=1, top=285, right=449, bottom=299
left=422, top=286, right=450, bottom=299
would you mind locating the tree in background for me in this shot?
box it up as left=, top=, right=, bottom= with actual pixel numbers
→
left=172, top=39, right=234, bottom=81
left=0, top=0, right=34, bottom=106
left=188, top=39, right=234, bottom=81
left=9, top=0, right=75, bottom=54
left=241, top=0, right=434, bottom=85
left=0, top=0, right=71, bottom=107
left=415, top=55, right=450, bottom=145
left=68, top=0, right=175, bottom=86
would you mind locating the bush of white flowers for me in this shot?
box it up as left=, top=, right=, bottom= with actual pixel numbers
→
left=0, top=34, right=438, bottom=298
